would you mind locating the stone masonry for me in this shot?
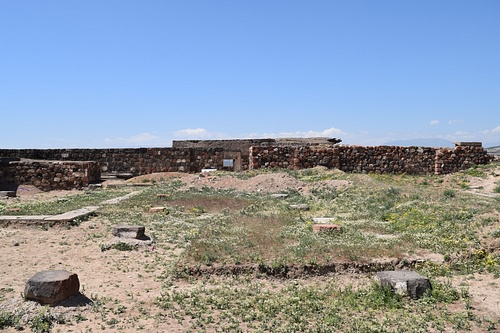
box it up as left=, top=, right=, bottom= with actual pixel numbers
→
left=0, top=159, right=100, bottom=191
left=0, top=139, right=495, bottom=192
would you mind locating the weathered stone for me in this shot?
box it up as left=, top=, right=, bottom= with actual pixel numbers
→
left=88, top=184, right=102, bottom=190
left=149, top=206, right=166, bottom=213
left=312, top=224, right=341, bottom=233
left=25, top=270, right=80, bottom=305
left=270, top=193, right=289, bottom=199
left=375, top=270, right=431, bottom=299
left=312, top=217, right=336, bottom=223
left=455, top=142, right=482, bottom=147
left=112, top=225, right=145, bottom=239
left=116, top=173, right=134, bottom=179
left=290, top=204, right=310, bottom=210
left=45, top=206, right=99, bottom=223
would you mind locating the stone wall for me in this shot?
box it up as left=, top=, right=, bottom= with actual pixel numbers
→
left=250, top=144, right=494, bottom=175
left=0, top=148, right=225, bottom=175
left=435, top=145, right=493, bottom=174
left=0, top=141, right=494, bottom=183
left=0, top=160, right=101, bottom=191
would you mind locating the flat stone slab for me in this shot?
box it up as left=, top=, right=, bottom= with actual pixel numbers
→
left=312, top=217, right=336, bottom=223
left=290, top=204, right=310, bottom=210
left=116, top=173, right=134, bottom=179
left=106, top=183, right=153, bottom=188
left=270, top=193, right=289, bottom=199
left=45, top=206, right=99, bottom=223
left=312, top=224, right=342, bottom=233
left=0, top=191, right=16, bottom=197
left=105, top=183, right=128, bottom=188
left=112, top=225, right=145, bottom=239
left=0, top=215, right=53, bottom=225
left=25, top=270, right=80, bottom=305
left=375, top=270, right=432, bottom=299
left=149, top=206, right=166, bottom=213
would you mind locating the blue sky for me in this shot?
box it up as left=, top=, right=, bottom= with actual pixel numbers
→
left=1, top=1, right=499, bottom=148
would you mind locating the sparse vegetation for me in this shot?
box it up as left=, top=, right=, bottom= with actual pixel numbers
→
left=1, top=162, right=499, bottom=331
left=2, top=188, right=130, bottom=215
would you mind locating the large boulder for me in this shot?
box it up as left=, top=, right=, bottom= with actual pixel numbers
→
left=375, top=270, right=431, bottom=299
left=25, top=270, right=80, bottom=305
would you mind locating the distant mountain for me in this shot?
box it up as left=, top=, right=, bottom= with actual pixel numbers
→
left=486, top=146, right=500, bottom=157
left=384, top=138, right=455, bottom=148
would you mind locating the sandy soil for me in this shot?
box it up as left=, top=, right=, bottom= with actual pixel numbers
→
left=0, top=166, right=499, bottom=332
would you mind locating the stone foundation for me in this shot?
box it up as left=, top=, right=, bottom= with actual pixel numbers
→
left=250, top=143, right=493, bottom=175
left=0, top=159, right=100, bottom=191
left=0, top=140, right=495, bottom=188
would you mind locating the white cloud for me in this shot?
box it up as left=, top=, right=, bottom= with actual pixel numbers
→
left=448, top=119, right=463, bottom=125
left=490, top=126, right=500, bottom=134
left=173, top=128, right=229, bottom=140
left=430, top=120, right=440, bottom=126
left=245, top=127, right=345, bottom=139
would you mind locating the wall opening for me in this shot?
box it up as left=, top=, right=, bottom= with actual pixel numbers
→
left=223, top=151, right=241, bottom=171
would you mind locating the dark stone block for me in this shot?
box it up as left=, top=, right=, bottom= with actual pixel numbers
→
left=375, top=270, right=431, bottom=299
left=112, top=225, right=146, bottom=239
left=25, top=270, right=80, bottom=305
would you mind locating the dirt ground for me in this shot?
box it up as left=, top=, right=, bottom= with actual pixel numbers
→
left=1, top=166, right=499, bottom=332
left=124, top=168, right=352, bottom=195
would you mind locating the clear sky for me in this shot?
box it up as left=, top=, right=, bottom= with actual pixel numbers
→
left=1, top=1, right=499, bottom=148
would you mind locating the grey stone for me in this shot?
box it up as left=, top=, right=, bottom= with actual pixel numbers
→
left=375, top=270, right=432, bottom=299
left=25, top=270, right=80, bottom=305
left=312, top=217, right=336, bottom=223
left=290, top=204, right=310, bottom=210
left=270, top=193, right=289, bottom=199
left=0, top=191, right=16, bottom=197
left=45, top=206, right=99, bottom=223
left=88, top=184, right=102, bottom=190
left=116, top=173, right=134, bottom=179
left=112, top=225, right=145, bottom=239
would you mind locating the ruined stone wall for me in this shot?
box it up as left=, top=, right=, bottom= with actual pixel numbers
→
left=0, top=142, right=494, bottom=178
left=0, top=148, right=225, bottom=176
left=435, top=146, right=493, bottom=174
left=0, top=160, right=101, bottom=191
left=250, top=145, right=493, bottom=175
